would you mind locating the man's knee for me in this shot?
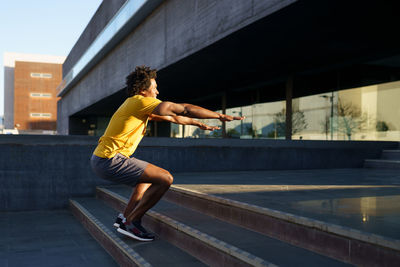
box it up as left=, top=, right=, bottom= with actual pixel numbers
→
left=162, top=171, right=173, bottom=186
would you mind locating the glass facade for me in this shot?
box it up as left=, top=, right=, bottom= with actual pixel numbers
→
left=294, top=80, right=400, bottom=141
left=169, top=80, right=400, bottom=141
left=339, top=81, right=400, bottom=141
left=173, top=100, right=286, bottom=139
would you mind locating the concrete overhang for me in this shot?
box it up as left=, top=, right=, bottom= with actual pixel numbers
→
left=72, top=0, right=400, bottom=117
left=57, top=0, right=164, bottom=98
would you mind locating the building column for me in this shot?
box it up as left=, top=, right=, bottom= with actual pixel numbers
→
left=222, top=92, right=227, bottom=138
left=154, top=121, right=158, bottom=137
left=285, top=76, right=293, bottom=140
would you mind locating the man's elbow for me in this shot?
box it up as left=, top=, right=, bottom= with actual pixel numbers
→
left=153, top=102, right=173, bottom=116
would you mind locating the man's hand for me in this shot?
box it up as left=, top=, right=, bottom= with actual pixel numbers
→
left=198, top=123, right=220, bottom=131
left=218, top=114, right=245, bottom=122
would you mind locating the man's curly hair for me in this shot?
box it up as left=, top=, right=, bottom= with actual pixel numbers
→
left=126, top=66, right=157, bottom=97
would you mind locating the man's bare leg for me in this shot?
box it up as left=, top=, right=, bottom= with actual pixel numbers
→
left=123, top=183, right=151, bottom=218
left=125, top=163, right=173, bottom=223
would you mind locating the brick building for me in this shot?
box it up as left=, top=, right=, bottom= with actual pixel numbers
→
left=4, top=53, right=65, bottom=133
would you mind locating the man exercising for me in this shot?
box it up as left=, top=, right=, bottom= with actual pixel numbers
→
left=91, top=66, right=244, bottom=241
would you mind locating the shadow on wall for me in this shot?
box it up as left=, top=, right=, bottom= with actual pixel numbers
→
left=29, top=120, right=57, bottom=130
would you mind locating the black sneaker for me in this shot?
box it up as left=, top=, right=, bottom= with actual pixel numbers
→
left=113, top=213, right=125, bottom=228
left=132, top=220, right=155, bottom=239
left=117, top=220, right=155, bottom=242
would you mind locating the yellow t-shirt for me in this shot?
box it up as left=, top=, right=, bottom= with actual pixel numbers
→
left=93, top=95, right=161, bottom=158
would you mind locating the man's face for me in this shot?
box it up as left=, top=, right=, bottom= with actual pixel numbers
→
left=141, top=78, right=159, bottom=98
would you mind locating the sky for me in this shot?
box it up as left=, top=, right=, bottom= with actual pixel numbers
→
left=0, top=0, right=103, bottom=117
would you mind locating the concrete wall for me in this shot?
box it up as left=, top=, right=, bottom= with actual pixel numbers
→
left=62, top=0, right=127, bottom=77
left=135, top=138, right=398, bottom=171
left=3, top=66, right=14, bottom=129
left=0, top=135, right=398, bottom=211
left=58, top=0, right=296, bottom=134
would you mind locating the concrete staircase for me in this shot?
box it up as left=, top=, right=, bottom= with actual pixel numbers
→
left=364, top=143, right=400, bottom=169
left=70, top=184, right=400, bottom=266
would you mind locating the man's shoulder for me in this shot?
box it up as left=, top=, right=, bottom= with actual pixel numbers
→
left=136, top=96, right=162, bottom=106
left=122, top=95, right=161, bottom=115
left=130, top=95, right=161, bottom=103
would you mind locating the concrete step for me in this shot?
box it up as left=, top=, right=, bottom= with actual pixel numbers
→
left=364, top=159, right=400, bottom=169
left=70, top=198, right=207, bottom=267
left=161, top=185, right=400, bottom=267
left=99, top=185, right=351, bottom=267
left=96, top=186, right=276, bottom=267
left=381, top=150, right=400, bottom=160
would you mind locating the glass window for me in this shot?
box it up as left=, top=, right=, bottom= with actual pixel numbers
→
left=166, top=80, right=400, bottom=141
left=30, top=73, right=52, bottom=78
left=172, top=100, right=286, bottom=139
left=30, top=113, right=51, bottom=118
left=294, top=80, right=400, bottom=141
left=291, top=93, right=335, bottom=140
left=30, top=93, right=52, bottom=97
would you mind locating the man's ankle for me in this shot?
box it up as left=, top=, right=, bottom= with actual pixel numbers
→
left=126, top=218, right=141, bottom=224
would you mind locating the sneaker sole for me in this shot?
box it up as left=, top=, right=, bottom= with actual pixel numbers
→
left=117, top=228, right=154, bottom=242
left=113, top=223, right=120, bottom=228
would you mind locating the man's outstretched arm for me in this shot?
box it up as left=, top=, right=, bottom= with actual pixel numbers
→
left=149, top=114, right=220, bottom=131
left=152, top=102, right=244, bottom=121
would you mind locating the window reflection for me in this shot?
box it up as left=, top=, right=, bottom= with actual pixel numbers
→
left=294, top=80, right=400, bottom=141
left=293, top=195, right=400, bottom=223
left=173, top=80, right=400, bottom=141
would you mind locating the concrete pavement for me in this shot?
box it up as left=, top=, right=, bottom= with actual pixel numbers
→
left=0, top=210, right=117, bottom=267
left=2, top=168, right=399, bottom=266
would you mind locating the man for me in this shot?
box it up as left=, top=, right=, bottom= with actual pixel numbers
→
left=91, top=66, right=244, bottom=241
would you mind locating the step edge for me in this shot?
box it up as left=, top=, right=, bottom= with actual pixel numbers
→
left=96, top=187, right=276, bottom=267
left=69, top=199, right=152, bottom=267
left=168, top=185, right=400, bottom=252
left=364, top=159, right=400, bottom=163
left=146, top=210, right=275, bottom=267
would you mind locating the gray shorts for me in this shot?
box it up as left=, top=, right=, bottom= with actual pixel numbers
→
left=90, top=153, right=148, bottom=187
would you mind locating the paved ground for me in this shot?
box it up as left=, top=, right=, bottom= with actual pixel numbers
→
left=173, top=168, right=400, bottom=239
left=0, top=210, right=117, bottom=267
